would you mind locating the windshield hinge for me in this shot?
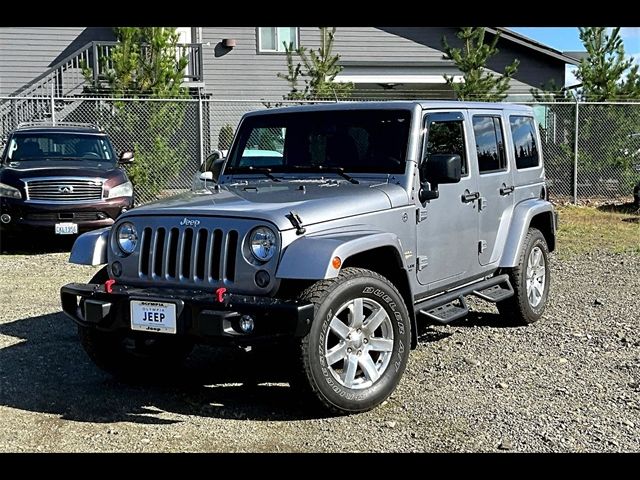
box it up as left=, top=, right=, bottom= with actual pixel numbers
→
left=287, top=210, right=306, bottom=235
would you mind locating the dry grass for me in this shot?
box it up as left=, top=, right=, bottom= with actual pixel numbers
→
left=555, top=202, right=640, bottom=258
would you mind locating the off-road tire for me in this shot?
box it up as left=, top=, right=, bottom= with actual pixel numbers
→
left=292, top=267, right=411, bottom=415
left=497, top=228, right=550, bottom=325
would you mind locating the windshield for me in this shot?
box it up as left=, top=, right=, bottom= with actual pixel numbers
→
left=5, top=133, right=115, bottom=163
left=226, top=109, right=411, bottom=175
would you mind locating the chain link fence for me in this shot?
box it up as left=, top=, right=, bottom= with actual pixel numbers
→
left=1, top=95, right=639, bottom=204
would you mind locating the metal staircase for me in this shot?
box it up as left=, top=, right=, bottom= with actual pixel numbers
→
left=0, top=41, right=204, bottom=135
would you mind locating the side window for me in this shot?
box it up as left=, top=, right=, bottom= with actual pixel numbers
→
left=424, top=120, right=467, bottom=176
left=472, top=115, right=507, bottom=173
left=509, top=116, right=539, bottom=169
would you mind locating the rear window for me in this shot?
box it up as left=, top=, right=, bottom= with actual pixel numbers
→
left=509, top=116, right=540, bottom=169
left=472, top=115, right=507, bottom=173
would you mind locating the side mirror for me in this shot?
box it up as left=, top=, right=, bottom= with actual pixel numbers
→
left=418, top=154, right=462, bottom=202
left=199, top=171, right=214, bottom=181
left=210, top=158, right=225, bottom=183
left=118, top=151, right=134, bottom=164
left=200, top=158, right=226, bottom=185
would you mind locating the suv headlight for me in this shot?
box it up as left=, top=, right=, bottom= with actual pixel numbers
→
left=108, top=181, right=133, bottom=199
left=116, top=222, right=138, bottom=254
left=0, top=182, right=22, bottom=199
left=249, top=227, right=277, bottom=262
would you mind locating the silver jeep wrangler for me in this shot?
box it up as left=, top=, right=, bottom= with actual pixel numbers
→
left=61, top=101, right=557, bottom=414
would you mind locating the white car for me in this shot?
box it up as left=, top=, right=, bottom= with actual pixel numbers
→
left=192, top=149, right=283, bottom=190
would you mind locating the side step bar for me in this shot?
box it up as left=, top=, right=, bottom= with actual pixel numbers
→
left=416, top=274, right=514, bottom=324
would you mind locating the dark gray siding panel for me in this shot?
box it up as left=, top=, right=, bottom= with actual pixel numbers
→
left=0, top=27, right=115, bottom=96
left=200, top=27, right=458, bottom=100
left=2, top=26, right=566, bottom=100
left=201, top=27, right=302, bottom=100
left=201, top=27, right=566, bottom=101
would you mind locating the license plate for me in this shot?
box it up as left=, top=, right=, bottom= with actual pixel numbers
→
left=55, top=222, right=78, bottom=235
left=130, top=300, right=177, bottom=334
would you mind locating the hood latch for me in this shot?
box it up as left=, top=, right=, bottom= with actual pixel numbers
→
left=287, top=210, right=306, bottom=235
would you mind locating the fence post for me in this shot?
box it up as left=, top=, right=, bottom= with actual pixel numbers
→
left=573, top=100, right=579, bottom=205
left=11, top=99, right=18, bottom=130
left=50, top=84, right=56, bottom=126
left=198, top=94, right=204, bottom=166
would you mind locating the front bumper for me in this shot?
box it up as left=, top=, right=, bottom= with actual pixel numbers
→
left=60, top=282, right=314, bottom=344
left=0, top=196, right=132, bottom=232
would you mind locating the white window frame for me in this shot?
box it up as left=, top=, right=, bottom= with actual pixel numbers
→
left=257, top=27, right=299, bottom=53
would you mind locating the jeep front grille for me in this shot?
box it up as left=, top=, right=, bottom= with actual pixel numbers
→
left=138, top=226, right=239, bottom=283
left=25, top=178, right=104, bottom=202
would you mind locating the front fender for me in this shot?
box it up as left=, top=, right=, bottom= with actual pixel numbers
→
left=276, top=231, right=404, bottom=280
left=500, top=199, right=555, bottom=267
left=69, top=227, right=110, bottom=266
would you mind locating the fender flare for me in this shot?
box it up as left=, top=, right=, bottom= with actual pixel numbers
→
left=500, top=199, right=555, bottom=268
left=277, top=230, right=419, bottom=349
left=276, top=231, right=406, bottom=280
left=69, top=227, right=110, bottom=266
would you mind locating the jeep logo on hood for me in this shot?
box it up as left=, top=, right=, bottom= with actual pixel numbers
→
left=179, top=217, right=201, bottom=227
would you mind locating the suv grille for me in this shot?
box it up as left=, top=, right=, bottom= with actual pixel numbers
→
left=25, top=178, right=104, bottom=202
left=138, top=226, right=239, bottom=284
left=25, top=211, right=108, bottom=221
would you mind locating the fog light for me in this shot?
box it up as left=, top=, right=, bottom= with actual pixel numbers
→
left=111, top=261, right=122, bottom=277
left=255, top=269, right=270, bottom=288
left=0, top=214, right=10, bottom=224
left=239, top=315, right=255, bottom=334
left=97, top=212, right=108, bottom=220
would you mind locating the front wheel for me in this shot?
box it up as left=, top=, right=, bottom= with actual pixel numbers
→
left=497, top=228, right=551, bottom=325
left=293, top=268, right=411, bottom=415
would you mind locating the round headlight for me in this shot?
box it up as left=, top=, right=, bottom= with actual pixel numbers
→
left=117, top=222, right=138, bottom=254
left=250, top=227, right=277, bottom=262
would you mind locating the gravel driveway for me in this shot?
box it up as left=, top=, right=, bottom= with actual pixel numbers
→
left=0, top=239, right=638, bottom=452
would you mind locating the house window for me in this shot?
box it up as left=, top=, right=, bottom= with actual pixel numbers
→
left=258, top=27, right=299, bottom=53
left=473, top=115, right=507, bottom=173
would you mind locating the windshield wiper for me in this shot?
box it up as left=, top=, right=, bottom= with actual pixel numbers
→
left=226, top=166, right=281, bottom=182
left=289, top=165, right=359, bottom=184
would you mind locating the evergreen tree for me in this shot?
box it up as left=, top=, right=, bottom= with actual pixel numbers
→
left=86, top=27, right=188, bottom=98
left=575, top=27, right=640, bottom=101
left=442, top=27, right=519, bottom=101
left=278, top=27, right=353, bottom=100
left=82, top=28, right=191, bottom=202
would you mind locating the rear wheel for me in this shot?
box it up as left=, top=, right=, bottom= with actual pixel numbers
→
left=78, top=267, right=193, bottom=380
left=497, top=228, right=550, bottom=325
left=292, top=268, right=411, bottom=415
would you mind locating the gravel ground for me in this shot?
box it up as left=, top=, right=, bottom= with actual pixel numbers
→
left=0, top=237, right=638, bottom=452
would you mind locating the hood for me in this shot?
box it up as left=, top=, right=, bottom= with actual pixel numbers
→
left=0, top=160, right=124, bottom=189
left=127, top=180, right=410, bottom=230
left=1, top=159, right=118, bottom=179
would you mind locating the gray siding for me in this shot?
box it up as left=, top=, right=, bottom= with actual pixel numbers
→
left=0, top=27, right=115, bottom=96
left=0, top=26, right=565, bottom=100
left=201, top=27, right=566, bottom=101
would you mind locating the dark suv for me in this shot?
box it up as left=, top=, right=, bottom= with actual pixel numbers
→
left=0, top=122, right=134, bottom=236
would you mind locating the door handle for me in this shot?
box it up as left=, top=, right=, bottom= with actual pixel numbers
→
left=461, top=191, right=480, bottom=203
left=500, top=185, right=515, bottom=195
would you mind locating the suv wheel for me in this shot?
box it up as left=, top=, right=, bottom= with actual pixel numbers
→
left=292, top=268, right=411, bottom=414
left=78, top=267, right=193, bottom=380
left=497, top=228, right=550, bottom=325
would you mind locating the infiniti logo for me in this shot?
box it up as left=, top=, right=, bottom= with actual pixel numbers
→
left=58, top=185, right=74, bottom=194
left=179, top=217, right=201, bottom=227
